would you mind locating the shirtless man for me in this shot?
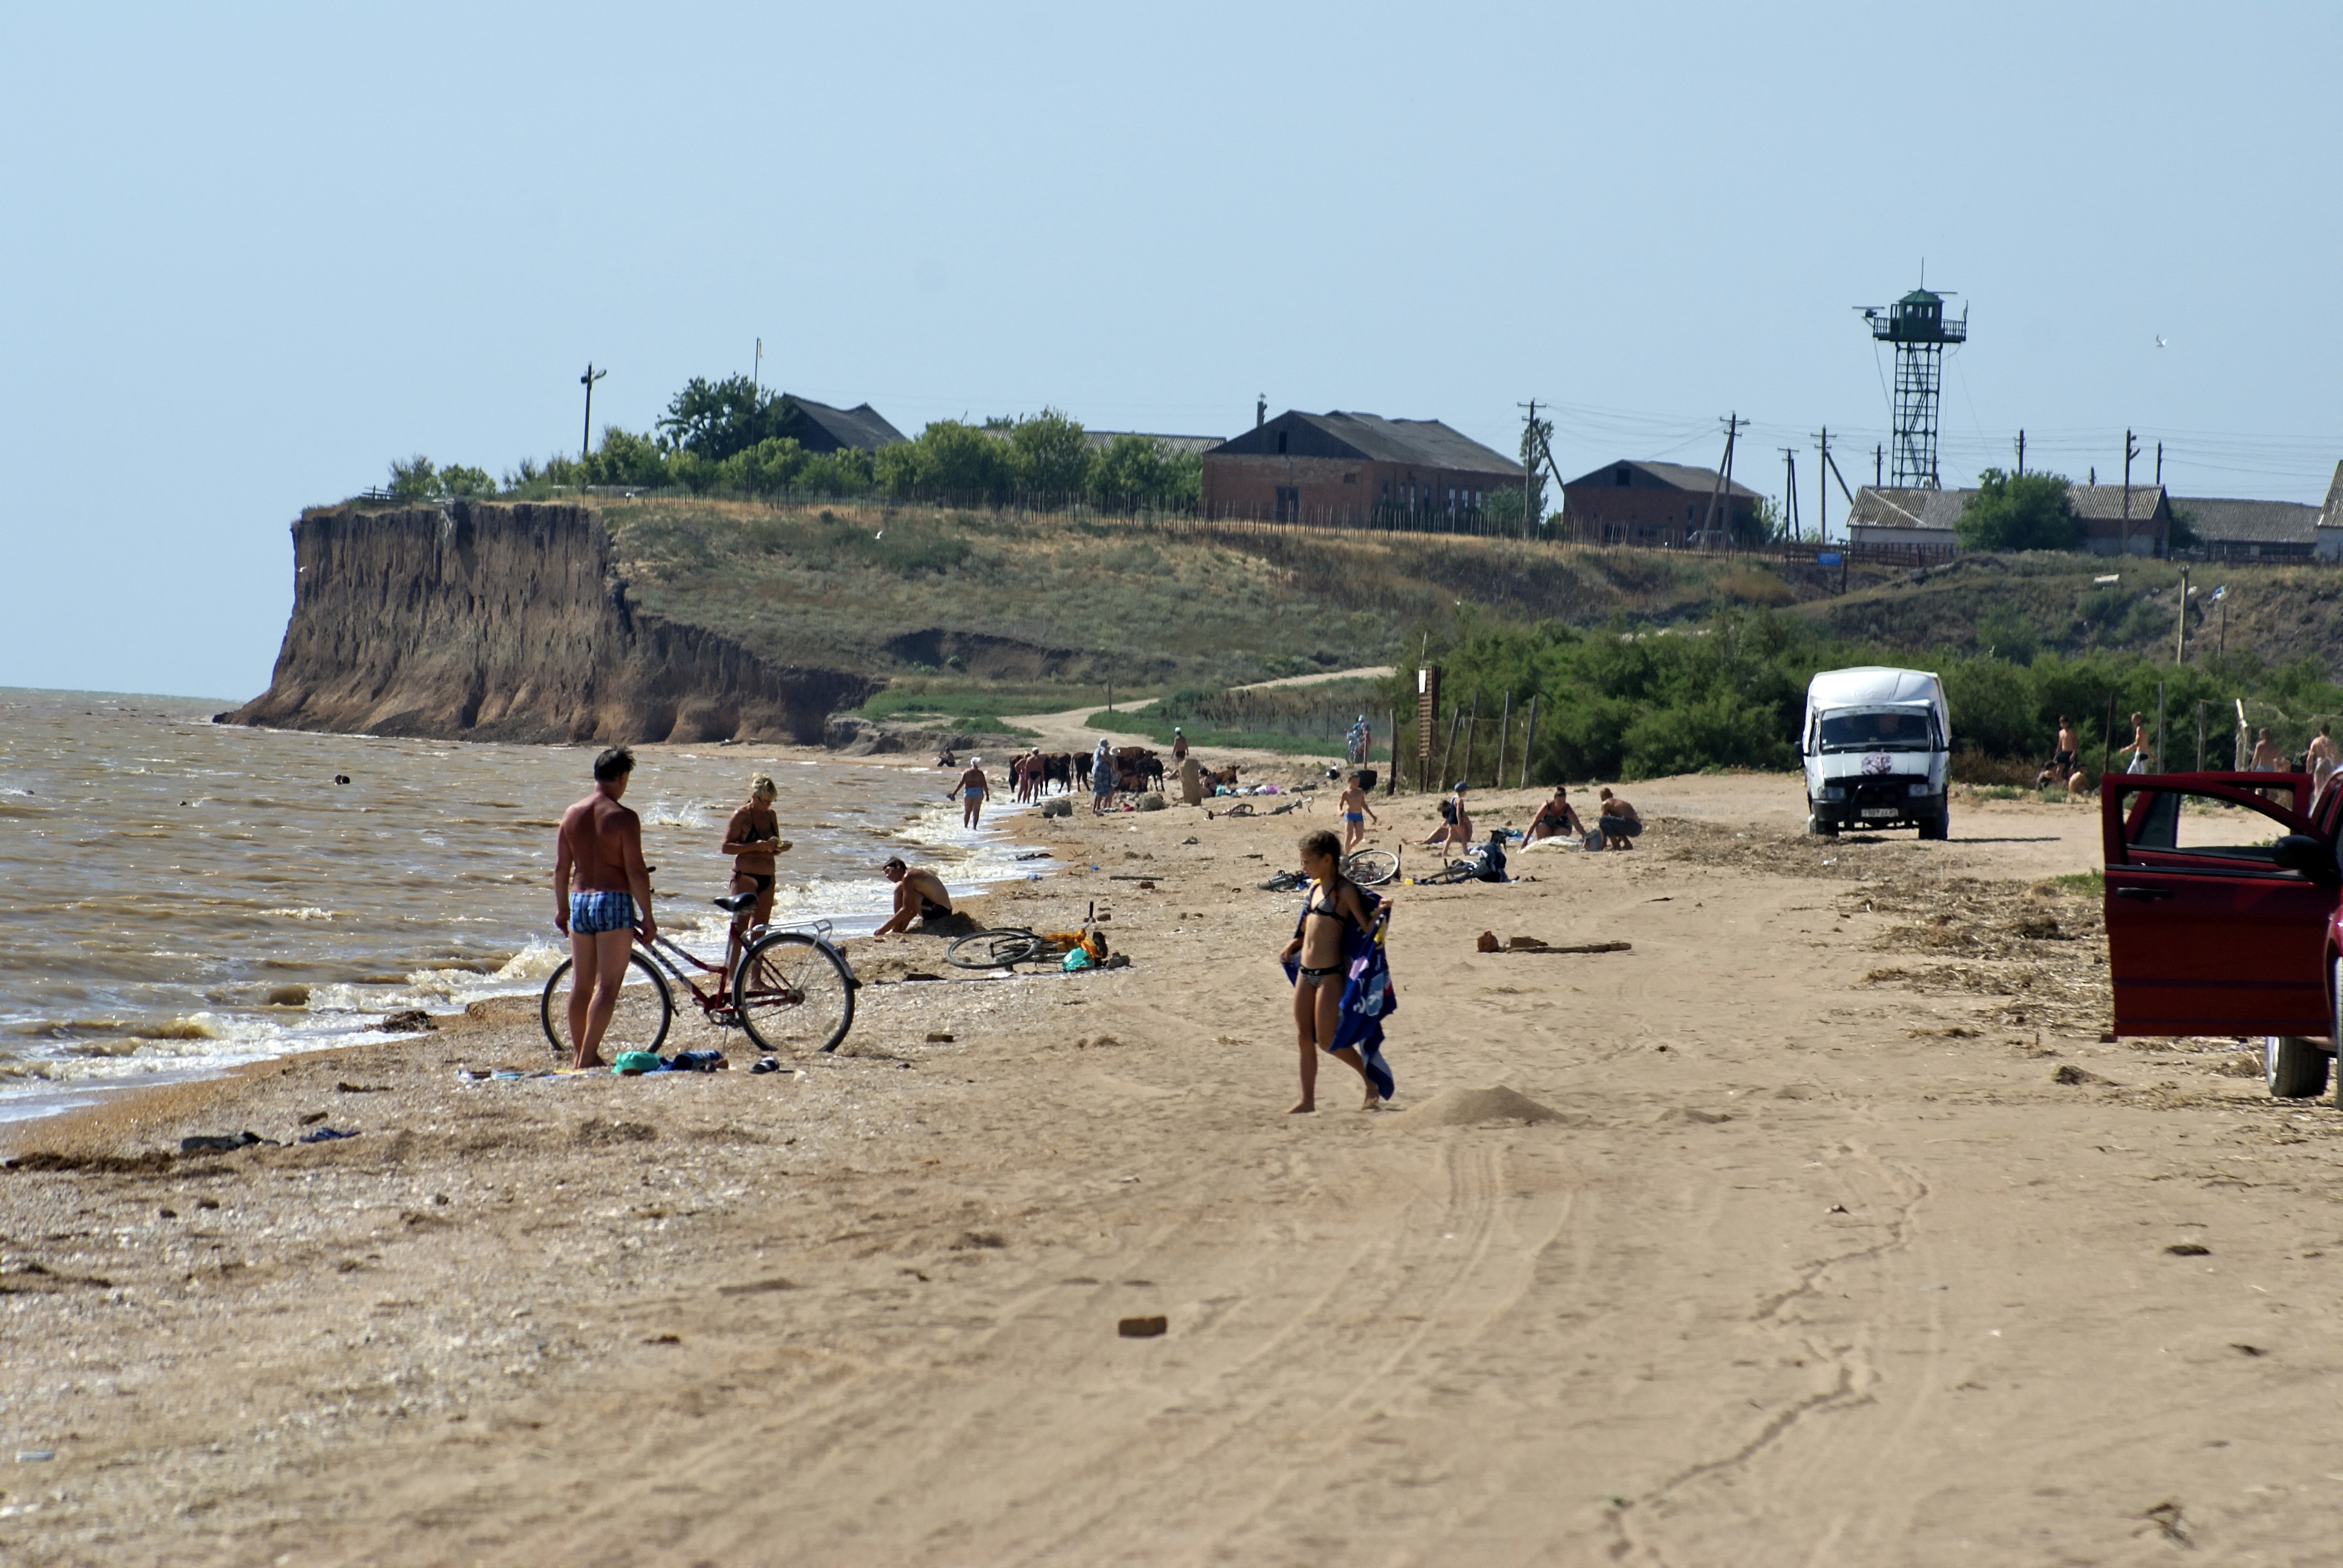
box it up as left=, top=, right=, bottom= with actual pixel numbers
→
left=2123, top=712, right=2154, bottom=774
left=2310, top=724, right=2338, bottom=795
left=1595, top=786, right=1642, bottom=849
left=951, top=757, right=989, bottom=829
left=2250, top=727, right=2286, bottom=772
left=2039, top=715, right=2080, bottom=788
left=1337, top=772, right=1378, bottom=851
left=1529, top=783, right=1584, bottom=841
left=872, top=857, right=953, bottom=937
left=1278, top=829, right=1382, bottom=1114
left=719, top=773, right=793, bottom=964
left=552, top=746, right=655, bottom=1070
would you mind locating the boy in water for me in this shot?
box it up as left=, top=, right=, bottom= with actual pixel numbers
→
left=719, top=773, right=793, bottom=964
left=1337, top=771, right=1378, bottom=851
left=1277, top=829, right=1388, bottom=1114
left=951, top=757, right=989, bottom=828
left=552, top=746, right=655, bottom=1070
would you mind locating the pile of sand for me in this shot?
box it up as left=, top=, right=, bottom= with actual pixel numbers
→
left=1384, top=1083, right=1568, bottom=1127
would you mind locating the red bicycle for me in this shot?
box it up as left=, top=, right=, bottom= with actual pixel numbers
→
left=540, top=889, right=858, bottom=1060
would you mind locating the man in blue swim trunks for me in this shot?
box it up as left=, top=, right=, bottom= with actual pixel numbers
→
left=553, top=746, right=657, bottom=1069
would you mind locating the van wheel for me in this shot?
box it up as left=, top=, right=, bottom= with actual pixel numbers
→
left=2267, top=1034, right=2330, bottom=1099
left=1918, top=809, right=1949, bottom=841
left=1808, top=812, right=1838, bottom=837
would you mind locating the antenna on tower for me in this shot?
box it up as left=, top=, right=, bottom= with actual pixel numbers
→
left=1856, top=275, right=1968, bottom=489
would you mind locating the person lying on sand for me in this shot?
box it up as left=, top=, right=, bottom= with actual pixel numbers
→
left=872, top=856, right=953, bottom=937
left=1279, top=829, right=1393, bottom=1114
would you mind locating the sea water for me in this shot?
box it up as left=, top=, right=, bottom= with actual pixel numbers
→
left=0, top=689, right=1045, bottom=1122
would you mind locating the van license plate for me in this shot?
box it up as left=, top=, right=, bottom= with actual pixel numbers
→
left=1860, top=807, right=1898, bottom=818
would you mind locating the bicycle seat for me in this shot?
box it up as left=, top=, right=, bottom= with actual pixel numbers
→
left=712, top=891, right=758, bottom=914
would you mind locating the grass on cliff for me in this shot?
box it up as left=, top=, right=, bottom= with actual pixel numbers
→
left=597, top=497, right=1902, bottom=691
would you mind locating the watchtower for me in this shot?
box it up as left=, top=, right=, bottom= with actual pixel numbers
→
left=1860, top=283, right=1967, bottom=488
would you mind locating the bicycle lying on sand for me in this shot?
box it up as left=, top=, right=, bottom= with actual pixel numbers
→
left=1257, top=848, right=1400, bottom=892
left=943, top=927, right=1108, bottom=972
left=540, top=889, right=857, bottom=1060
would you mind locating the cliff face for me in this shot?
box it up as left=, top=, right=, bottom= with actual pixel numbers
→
left=230, top=502, right=873, bottom=744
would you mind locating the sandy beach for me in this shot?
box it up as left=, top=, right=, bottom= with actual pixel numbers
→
left=6, top=773, right=2337, bottom=1566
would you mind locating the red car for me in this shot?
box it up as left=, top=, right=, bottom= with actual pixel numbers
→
left=2103, top=771, right=2343, bottom=1101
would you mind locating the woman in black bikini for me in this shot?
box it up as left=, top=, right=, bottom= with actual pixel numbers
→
left=1279, top=829, right=1381, bottom=1113
left=721, top=774, right=793, bottom=964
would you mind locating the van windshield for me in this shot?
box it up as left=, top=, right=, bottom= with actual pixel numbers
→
left=1817, top=710, right=1938, bottom=752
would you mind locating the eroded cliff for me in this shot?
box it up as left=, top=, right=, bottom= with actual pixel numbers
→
left=230, top=502, right=872, bottom=743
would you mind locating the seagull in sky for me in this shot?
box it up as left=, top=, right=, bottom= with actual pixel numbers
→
left=2154, top=335, right=2168, bottom=348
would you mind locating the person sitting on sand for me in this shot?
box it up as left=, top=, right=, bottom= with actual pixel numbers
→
left=1424, top=783, right=1472, bottom=855
left=552, top=746, right=655, bottom=1070
left=1278, top=829, right=1394, bottom=1114
left=951, top=757, right=989, bottom=828
left=1475, top=828, right=1509, bottom=882
left=936, top=747, right=957, bottom=769
left=719, top=773, right=793, bottom=965
left=2066, top=763, right=2091, bottom=800
left=872, top=856, right=953, bottom=937
left=1337, top=771, right=1378, bottom=851
left=1529, top=784, right=1584, bottom=841
left=1594, top=787, right=1641, bottom=849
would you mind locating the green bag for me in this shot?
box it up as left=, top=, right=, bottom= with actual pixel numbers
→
left=612, top=1051, right=663, bottom=1075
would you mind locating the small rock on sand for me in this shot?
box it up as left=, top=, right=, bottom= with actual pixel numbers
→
left=1118, top=1315, right=1168, bottom=1338
left=1386, top=1085, right=1565, bottom=1127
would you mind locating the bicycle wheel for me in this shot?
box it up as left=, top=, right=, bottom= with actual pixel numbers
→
left=944, top=930, right=1046, bottom=970
left=1412, top=861, right=1475, bottom=886
left=1257, top=870, right=1306, bottom=891
left=541, top=950, right=673, bottom=1063
left=1344, top=849, right=1399, bottom=886
left=735, top=932, right=856, bottom=1054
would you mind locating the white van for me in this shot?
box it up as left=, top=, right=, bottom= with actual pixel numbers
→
left=1800, top=667, right=1951, bottom=840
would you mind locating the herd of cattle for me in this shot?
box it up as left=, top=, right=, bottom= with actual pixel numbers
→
left=939, top=744, right=1244, bottom=800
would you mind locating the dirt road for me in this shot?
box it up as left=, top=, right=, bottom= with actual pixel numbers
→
left=6, top=777, right=2336, bottom=1566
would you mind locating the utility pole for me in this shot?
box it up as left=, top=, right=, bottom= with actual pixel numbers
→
left=1780, top=448, right=1800, bottom=542
left=2014, top=429, right=2026, bottom=476
left=2155, top=440, right=2163, bottom=486
left=579, top=362, right=608, bottom=461
left=1700, top=413, right=1743, bottom=547
left=2122, top=429, right=2141, bottom=556
left=1516, top=399, right=1555, bottom=541
left=1816, top=427, right=1830, bottom=542
left=753, top=337, right=763, bottom=393
left=1874, top=444, right=1884, bottom=488
left=1522, top=399, right=1536, bottom=541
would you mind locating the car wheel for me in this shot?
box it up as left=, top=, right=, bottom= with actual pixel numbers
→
left=1808, top=811, right=1838, bottom=837
left=2266, top=1034, right=2330, bottom=1099
left=1918, top=809, right=1949, bottom=841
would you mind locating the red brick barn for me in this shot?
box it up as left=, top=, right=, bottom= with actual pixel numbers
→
left=1561, top=459, right=1764, bottom=547
left=1201, top=410, right=1522, bottom=529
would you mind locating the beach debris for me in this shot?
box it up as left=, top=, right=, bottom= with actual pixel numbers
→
left=378, top=1010, right=434, bottom=1034
left=2053, top=1064, right=2113, bottom=1086
left=2166, top=1243, right=2210, bottom=1256
left=15, top=1449, right=55, bottom=1463
left=926, top=1032, right=955, bottom=1042
left=2231, top=1342, right=2265, bottom=1356
left=180, top=1132, right=271, bottom=1154
left=1506, top=941, right=1633, bottom=956
left=195, top=1197, right=218, bottom=1210
left=1180, top=836, right=1199, bottom=845
left=716, top=1276, right=799, bottom=1296
left=644, top=1333, right=681, bottom=1345
left=2143, top=1501, right=2190, bottom=1547
left=298, top=1127, right=358, bottom=1144
left=612, top=1051, right=663, bottom=1076
left=574, top=1117, right=657, bottom=1146
left=1509, top=935, right=1547, bottom=949
left=750, top=1057, right=781, bottom=1074
left=1476, top=931, right=1501, bottom=952
left=266, top=985, right=310, bottom=1007
left=335, top=1081, right=388, bottom=1094
left=299, top=1110, right=329, bottom=1126
left=1118, top=1315, right=1168, bottom=1338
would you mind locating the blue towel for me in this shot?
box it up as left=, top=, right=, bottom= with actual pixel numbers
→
left=1283, top=892, right=1398, bottom=1100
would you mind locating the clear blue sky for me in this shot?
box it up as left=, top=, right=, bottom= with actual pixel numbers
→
left=5, top=2, right=2337, bottom=699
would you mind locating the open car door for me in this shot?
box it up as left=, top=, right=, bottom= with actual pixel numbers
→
left=2102, top=772, right=2338, bottom=1038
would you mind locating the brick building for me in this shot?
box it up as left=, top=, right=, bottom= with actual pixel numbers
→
left=1201, top=410, right=1522, bottom=527
left=1559, top=460, right=1763, bottom=547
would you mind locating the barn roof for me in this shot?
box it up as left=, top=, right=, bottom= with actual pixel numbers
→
left=1208, top=410, right=1521, bottom=474
left=2172, top=497, right=2319, bottom=545
left=778, top=395, right=907, bottom=451
left=1565, top=459, right=1761, bottom=500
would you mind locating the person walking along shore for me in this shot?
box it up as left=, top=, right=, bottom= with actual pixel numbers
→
left=552, top=746, right=655, bottom=1071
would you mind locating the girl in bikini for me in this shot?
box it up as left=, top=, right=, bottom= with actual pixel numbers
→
left=1278, top=829, right=1383, bottom=1114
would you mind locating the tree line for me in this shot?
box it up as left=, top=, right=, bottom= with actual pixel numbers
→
left=376, top=374, right=1202, bottom=513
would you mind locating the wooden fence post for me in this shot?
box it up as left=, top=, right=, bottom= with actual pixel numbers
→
left=1495, top=692, right=1512, bottom=791
left=1437, top=708, right=1463, bottom=794
left=1386, top=707, right=1400, bottom=795
left=1459, top=695, right=1480, bottom=789
left=1518, top=694, right=1538, bottom=789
